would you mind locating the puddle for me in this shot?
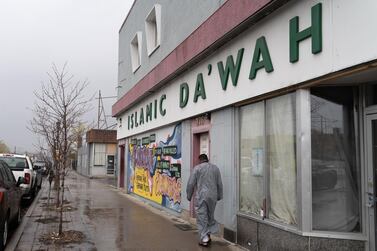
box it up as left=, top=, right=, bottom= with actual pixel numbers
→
left=86, top=208, right=116, bottom=220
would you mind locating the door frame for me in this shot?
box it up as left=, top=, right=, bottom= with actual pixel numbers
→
left=190, top=114, right=211, bottom=217
left=365, top=112, right=377, bottom=251
left=106, top=155, right=115, bottom=175
left=119, top=144, right=125, bottom=188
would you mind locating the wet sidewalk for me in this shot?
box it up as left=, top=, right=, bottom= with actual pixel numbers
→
left=10, top=172, right=245, bottom=251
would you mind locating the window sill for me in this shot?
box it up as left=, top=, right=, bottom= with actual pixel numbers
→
left=132, top=64, right=141, bottom=73
left=237, top=212, right=367, bottom=241
left=148, top=44, right=160, bottom=57
left=303, top=231, right=367, bottom=241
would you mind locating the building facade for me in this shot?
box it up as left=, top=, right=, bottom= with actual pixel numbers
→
left=113, top=0, right=377, bottom=250
left=77, top=129, right=117, bottom=177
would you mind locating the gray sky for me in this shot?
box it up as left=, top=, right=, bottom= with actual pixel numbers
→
left=0, top=0, right=134, bottom=153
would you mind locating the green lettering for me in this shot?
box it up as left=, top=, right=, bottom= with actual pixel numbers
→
left=193, top=73, right=206, bottom=103
left=135, top=111, right=138, bottom=127
left=128, top=115, right=130, bottom=130
left=179, top=83, right=189, bottom=108
left=289, top=3, right=322, bottom=63
left=249, top=36, right=274, bottom=80
left=146, top=103, right=153, bottom=122
left=139, top=108, right=144, bottom=125
left=130, top=114, right=134, bottom=129
left=217, top=48, right=244, bottom=90
left=160, top=94, right=166, bottom=116
left=154, top=99, right=157, bottom=119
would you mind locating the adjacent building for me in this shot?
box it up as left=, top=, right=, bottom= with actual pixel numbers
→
left=77, top=129, right=117, bottom=177
left=113, top=0, right=377, bottom=250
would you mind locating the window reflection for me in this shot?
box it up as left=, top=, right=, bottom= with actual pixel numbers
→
left=365, top=83, right=377, bottom=107
left=311, top=86, right=360, bottom=232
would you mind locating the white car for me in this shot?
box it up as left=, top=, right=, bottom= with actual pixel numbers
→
left=0, top=153, right=38, bottom=200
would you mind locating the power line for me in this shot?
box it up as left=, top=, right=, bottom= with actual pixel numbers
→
left=96, top=91, right=117, bottom=130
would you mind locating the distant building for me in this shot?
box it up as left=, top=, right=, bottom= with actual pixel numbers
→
left=77, top=129, right=117, bottom=177
left=113, top=1, right=377, bottom=250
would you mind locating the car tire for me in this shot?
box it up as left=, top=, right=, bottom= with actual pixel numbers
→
left=15, top=207, right=21, bottom=227
left=32, top=184, right=37, bottom=198
left=0, top=216, right=9, bottom=251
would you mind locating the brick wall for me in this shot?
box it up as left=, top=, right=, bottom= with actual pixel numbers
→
left=86, top=129, right=117, bottom=144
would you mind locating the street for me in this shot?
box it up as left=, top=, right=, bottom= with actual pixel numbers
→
left=8, top=172, right=243, bottom=251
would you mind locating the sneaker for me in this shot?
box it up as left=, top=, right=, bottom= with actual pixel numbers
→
left=202, top=235, right=209, bottom=243
left=199, top=235, right=210, bottom=246
left=199, top=241, right=208, bottom=247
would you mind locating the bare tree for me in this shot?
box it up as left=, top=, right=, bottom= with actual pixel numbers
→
left=30, top=63, right=92, bottom=235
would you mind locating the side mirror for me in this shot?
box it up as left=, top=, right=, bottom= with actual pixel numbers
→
left=17, top=177, right=25, bottom=186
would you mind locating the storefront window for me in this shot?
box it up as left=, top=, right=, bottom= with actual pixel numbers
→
left=311, top=86, right=361, bottom=232
left=240, top=93, right=297, bottom=225
left=240, top=101, right=265, bottom=216
left=267, top=94, right=297, bottom=225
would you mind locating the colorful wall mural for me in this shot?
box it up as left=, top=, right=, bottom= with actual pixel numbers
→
left=127, top=124, right=182, bottom=212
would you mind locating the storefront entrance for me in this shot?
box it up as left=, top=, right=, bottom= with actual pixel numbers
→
left=366, top=113, right=377, bottom=251
left=119, top=145, right=125, bottom=188
left=190, top=114, right=211, bottom=218
left=189, top=132, right=210, bottom=218
left=107, top=155, right=115, bottom=175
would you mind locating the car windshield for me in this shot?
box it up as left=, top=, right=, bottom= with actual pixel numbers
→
left=0, top=156, right=28, bottom=171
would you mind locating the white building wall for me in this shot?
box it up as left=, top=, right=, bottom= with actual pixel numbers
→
left=180, top=120, right=192, bottom=211
left=91, top=166, right=107, bottom=176
left=89, top=144, right=94, bottom=176
left=77, top=142, right=90, bottom=177
left=118, top=0, right=377, bottom=140
left=118, top=0, right=227, bottom=96
left=210, top=107, right=237, bottom=231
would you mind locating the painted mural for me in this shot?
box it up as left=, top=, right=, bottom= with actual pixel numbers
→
left=127, top=124, right=182, bottom=212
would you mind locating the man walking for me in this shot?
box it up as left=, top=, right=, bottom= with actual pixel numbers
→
left=186, top=154, right=223, bottom=246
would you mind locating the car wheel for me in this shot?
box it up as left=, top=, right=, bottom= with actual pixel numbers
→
left=0, top=216, right=8, bottom=251
left=32, top=185, right=37, bottom=198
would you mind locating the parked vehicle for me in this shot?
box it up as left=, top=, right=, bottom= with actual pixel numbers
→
left=33, top=161, right=47, bottom=177
left=0, top=154, right=38, bottom=200
left=0, top=160, right=24, bottom=251
left=32, top=164, right=43, bottom=189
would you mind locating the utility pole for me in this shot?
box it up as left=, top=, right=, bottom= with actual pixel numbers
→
left=97, top=90, right=101, bottom=129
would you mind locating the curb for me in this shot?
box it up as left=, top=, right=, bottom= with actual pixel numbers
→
left=5, top=187, right=43, bottom=251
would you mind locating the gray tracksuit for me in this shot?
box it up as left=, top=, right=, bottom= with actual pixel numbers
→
left=186, top=161, right=223, bottom=241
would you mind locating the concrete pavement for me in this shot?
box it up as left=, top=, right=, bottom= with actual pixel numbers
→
left=8, top=172, right=246, bottom=251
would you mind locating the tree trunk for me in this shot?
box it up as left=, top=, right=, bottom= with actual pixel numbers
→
left=55, top=170, right=60, bottom=207
left=47, top=182, right=51, bottom=208
left=58, top=169, right=65, bottom=235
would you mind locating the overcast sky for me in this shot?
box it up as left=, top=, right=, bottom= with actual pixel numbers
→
left=0, top=0, right=134, bottom=153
